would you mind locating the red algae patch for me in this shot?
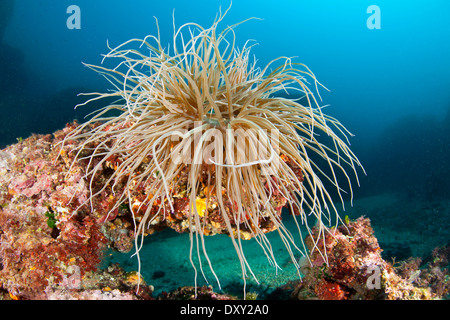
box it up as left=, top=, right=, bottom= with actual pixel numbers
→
left=0, top=125, right=146, bottom=299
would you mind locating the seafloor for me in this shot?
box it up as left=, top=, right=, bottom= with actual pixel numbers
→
left=0, top=126, right=448, bottom=300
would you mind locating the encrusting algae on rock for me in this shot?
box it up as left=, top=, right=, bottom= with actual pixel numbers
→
left=293, top=217, right=445, bottom=300
left=0, top=128, right=151, bottom=299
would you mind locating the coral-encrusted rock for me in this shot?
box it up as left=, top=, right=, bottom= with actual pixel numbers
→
left=294, top=217, right=436, bottom=300
left=159, top=285, right=236, bottom=300
left=44, top=263, right=153, bottom=300
left=0, top=128, right=134, bottom=299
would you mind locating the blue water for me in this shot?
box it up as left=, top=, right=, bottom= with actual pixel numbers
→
left=1, top=0, right=449, bottom=297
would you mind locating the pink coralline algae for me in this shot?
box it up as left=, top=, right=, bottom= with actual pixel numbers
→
left=0, top=127, right=141, bottom=299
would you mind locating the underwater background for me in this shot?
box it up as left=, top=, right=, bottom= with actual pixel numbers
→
left=1, top=0, right=449, bottom=297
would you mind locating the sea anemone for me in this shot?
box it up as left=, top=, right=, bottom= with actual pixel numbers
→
left=60, top=6, right=363, bottom=295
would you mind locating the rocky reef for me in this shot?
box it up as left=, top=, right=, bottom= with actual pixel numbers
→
left=0, top=124, right=143, bottom=299
left=291, top=217, right=449, bottom=300
left=0, top=124, right=448, bottom=300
